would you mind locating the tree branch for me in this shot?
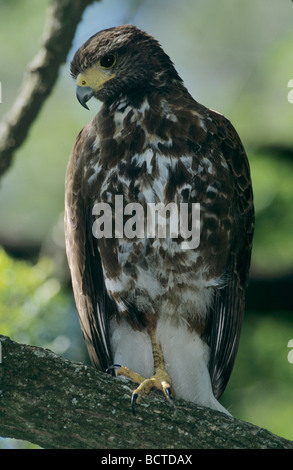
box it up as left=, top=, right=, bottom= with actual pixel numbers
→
left=0, top=0, right=96, bottom=177
left=0, top=335, right=292, bottom=449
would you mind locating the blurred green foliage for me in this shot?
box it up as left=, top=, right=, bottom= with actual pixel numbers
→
left=0, top=247, right=86, bottom=359
left=223, top=311, right=293, bottom=441
left=0, top=248, right=68, bottom=346
left=0, top=0, right=293, bottom=449
left=250, top=151, right=293, bottom=275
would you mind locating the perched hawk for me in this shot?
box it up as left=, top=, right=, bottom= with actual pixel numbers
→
left=65, top=25, right=254, bottom=414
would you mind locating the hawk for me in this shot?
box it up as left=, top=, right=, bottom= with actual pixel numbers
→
left=65, top=25, right=254, bottom=414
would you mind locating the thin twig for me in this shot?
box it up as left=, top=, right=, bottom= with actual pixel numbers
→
left=0, top=0, right=96, bottom=177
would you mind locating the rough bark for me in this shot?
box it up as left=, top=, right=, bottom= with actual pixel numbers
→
left=0, top=0, right=96, bottom=177
left=0, top=335, right=292, bottom=449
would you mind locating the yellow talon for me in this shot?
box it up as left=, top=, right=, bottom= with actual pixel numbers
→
left=116, top=327, right=174, bottom=414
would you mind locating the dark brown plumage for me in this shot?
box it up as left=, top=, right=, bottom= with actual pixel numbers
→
left=65, top=25, right=254, bottom=413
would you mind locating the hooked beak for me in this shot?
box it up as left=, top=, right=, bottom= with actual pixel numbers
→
left=76, top=86, right=94, bottom=110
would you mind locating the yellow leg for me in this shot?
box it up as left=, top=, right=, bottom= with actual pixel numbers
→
left=116, top=327, right=174, bottom=414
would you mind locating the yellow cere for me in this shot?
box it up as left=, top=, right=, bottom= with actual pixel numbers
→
left=76, top=65, right=115, bottom=91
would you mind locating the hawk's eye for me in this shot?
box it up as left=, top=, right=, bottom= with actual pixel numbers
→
left=100, top=54, right=116, bottom=69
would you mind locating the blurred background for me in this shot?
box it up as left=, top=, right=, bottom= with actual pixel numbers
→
left=0, top=0, right=293, bottom=448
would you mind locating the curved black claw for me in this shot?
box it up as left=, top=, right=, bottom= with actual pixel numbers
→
left=165, top=387, right=175, bottom=408
left=106, top=364, right=122, bottom=374
left=131, top=392, right=139, bottom=416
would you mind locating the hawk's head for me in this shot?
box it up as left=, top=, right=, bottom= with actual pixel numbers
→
left=70, top=25, right=183, bottom=109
